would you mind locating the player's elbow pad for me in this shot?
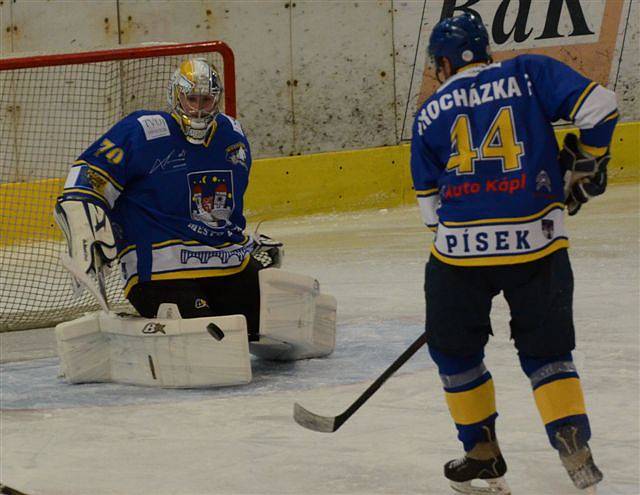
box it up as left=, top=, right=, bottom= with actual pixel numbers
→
left=54, top=198, right=117, bottom=274
left=574, top=85, right=618, bottom=130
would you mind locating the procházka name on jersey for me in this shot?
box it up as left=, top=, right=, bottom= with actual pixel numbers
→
left=410, top=55, right=618, bottom=267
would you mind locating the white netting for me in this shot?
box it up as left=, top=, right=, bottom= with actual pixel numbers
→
left=0, top=43, right=233, bottom=331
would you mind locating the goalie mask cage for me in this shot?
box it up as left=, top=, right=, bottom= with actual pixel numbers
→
left=0, top=41, right=236, bottom=331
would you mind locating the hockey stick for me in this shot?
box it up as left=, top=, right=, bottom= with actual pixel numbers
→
left=0, top=483, right=29, bottom=495
left=293, top=332, right=428, bottom=433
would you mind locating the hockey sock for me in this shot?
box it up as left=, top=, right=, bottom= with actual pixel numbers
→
left=429, top=346, right=498, bottom=452
left=519, top=352, right=591, bottom=450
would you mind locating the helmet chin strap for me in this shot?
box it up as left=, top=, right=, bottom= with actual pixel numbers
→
left=179, top=113, right=216, bottom=145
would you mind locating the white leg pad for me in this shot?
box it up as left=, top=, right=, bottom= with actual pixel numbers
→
left=56, top=312, right=252, bottom=388
left=250, top=269, right=337, bottom=361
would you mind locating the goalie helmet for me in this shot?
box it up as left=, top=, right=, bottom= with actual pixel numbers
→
left=168, top=58, right=223, bottom=145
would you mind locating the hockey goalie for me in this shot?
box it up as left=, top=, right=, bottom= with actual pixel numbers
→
left=53, top=58, right=336, bottom=388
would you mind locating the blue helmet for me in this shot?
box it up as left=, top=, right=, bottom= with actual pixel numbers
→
left=428, top=12, right=491, bottom=74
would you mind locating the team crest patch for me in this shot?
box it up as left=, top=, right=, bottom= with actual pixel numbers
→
left=188, top=170, right=234, bottom=227
left=86, top=168, right=108, bottom=195
left=225, top=142, right=248, bottom=169
left=536, top=170, right=552, bottom=192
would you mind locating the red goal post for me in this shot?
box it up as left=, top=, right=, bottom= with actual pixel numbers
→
left=0, top=41, right=236, bottom=331
left=0, top=40, right=236, bottom=115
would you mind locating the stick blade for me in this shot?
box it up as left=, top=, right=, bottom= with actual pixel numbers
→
left=293, top=402, right=339, bottom=433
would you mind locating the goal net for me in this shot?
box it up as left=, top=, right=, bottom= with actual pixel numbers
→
left=0, top=41, right=236, bottom=331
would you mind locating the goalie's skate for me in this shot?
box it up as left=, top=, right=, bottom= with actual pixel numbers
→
left=555, top=425, right=603, bottom=491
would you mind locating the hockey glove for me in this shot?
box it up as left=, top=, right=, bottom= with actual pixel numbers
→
left=251, top=234, right=284, bottom=269
left=565, top=170, right=608, bottom=216
left=558, top=133, right=610, bottom=216
left=54, top=198, right=117, bottom=310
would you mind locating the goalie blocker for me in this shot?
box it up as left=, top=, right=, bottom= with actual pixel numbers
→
left=53, top=198, right=117, bottom=311
left=56, top=269, right=337, bottom=388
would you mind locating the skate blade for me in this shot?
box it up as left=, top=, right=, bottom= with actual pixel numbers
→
left=450, top=477, right=511, bottom=495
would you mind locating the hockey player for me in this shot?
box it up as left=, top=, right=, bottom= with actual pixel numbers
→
left=411, top=13, right=618, bottom=495
left=54, top=59, right=336, bottom=388
left=54, top=59, right=279, bottom=341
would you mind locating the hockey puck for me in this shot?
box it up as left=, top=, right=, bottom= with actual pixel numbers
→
left=206, top=323, right=225, bottom=341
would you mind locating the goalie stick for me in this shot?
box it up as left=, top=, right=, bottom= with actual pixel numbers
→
left=60, top=252, right=110, bottom=312
left=293, top=332, right=428, bottom=433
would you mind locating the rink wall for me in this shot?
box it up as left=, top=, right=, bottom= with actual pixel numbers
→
left=1, top=1, right=638, bottom=245
left=1, top=121, right=637, bottom=246
left=246, top=121, right=639, bottom=220
left=0, top=0, right=638, bottom=160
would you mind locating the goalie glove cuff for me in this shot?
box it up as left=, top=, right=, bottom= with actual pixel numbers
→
left=251, top=234, right=284, bottom=269
left=54, top=198, right=117, bottom=274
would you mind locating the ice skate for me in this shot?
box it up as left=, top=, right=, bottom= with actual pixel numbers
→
left=445, top=428, right=510, bottom=495
left=555, top=425, right=603, bottom=492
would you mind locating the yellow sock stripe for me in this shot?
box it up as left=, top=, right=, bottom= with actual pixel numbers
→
left=445, top=378, right=496, bottom=426
left=534, top=377, right=586, bottom=425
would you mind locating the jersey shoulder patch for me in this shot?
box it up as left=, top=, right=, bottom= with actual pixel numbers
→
left=136, top=114, right=171, bottom=141
left=219, top=113, right=245, bottom=137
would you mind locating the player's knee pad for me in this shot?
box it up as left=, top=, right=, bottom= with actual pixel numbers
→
left=56, top=305, right=251, bottom=388
left=249, top=269, right=337, bottom=361
left=429, top=346, right=497, bottom=451
left=519, top=353, right=590, bottom=449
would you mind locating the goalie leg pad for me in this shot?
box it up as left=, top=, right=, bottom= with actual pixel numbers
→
left=249, top=269, right=337, bottom=361
left=56, top=311, right=252, bottom=388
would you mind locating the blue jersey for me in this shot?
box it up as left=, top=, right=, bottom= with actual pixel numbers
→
left=62, top=110, right=254, bottom=295
left=411, top=54, right=618, bottom=266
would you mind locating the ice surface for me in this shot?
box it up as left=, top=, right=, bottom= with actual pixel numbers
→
left=1, top=183, right=638, bottom=495
left=0, top=319, right=427, bottom=410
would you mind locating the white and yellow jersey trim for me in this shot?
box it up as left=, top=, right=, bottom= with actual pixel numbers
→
left=120, top=237, right=254, bottom=296
left=572, top=83, right=618, bottom=129
left=431, top=203, right=568, bottom=266
left=64, top=160, right=123, bottom=208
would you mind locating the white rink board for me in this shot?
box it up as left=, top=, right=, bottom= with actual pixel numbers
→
left=1, top=184, right=639, bottom=495
left=3, top=1, right=637, bottom=158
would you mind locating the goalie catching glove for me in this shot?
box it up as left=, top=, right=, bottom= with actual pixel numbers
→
left=559, top=133, right=610, bottom=216
left=251, top=234, right=284, bottom=269
left=54, top=198, right=117, bottom=311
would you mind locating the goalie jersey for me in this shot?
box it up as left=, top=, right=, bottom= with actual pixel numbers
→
left=62, top=110, right=254, bottom=295
left=411, top=54, right=618, bottom=266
